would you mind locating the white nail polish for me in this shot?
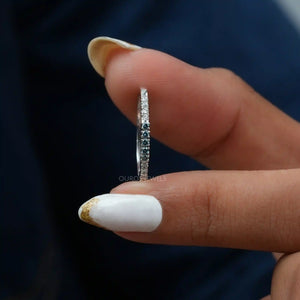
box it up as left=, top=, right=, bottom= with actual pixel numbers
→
left=87, top=36, right=141, bottom=77
left=78, top=193, right=162, bottom=232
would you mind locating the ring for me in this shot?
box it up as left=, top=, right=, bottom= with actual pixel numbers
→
left=136, top=88, right=150, bottom=181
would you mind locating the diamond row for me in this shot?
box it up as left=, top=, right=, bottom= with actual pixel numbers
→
left=138, top=88, right=150, bottom=180
left=140, top=122, right=150, bottom=179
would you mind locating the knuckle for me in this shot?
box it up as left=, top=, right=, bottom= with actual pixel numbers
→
left=189, top=178, right=220, bottom=244
left=210, top=67, right=256, bottom=96
left=210, top=67, right=240, bottom=82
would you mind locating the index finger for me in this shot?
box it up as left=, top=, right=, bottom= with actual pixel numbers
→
left=89, top=37, right=300, bottom=170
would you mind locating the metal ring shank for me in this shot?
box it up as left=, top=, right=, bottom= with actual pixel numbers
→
left=136, top=88, right=150, bottom=181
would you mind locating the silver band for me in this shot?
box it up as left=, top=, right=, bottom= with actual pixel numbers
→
left=136, top=88, right=150, bottom=181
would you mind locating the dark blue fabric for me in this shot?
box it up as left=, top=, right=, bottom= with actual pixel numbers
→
left=2, top=0, right=300, bottom=299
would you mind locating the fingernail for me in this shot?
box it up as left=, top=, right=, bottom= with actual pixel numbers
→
left=87, top=36, right=141, bottom=77
left=78, top=193, right=162, bottom=232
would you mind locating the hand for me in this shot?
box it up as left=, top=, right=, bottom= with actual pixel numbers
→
left=80, top=37, right=300, bottom=299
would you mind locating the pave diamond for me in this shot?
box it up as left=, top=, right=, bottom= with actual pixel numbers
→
left=136, top=88, right=150, bottom=181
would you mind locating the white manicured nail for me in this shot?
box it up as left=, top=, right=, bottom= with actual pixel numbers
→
left=87, top=36, right=141, bottom=77
left=78, top=193, right=162, bottom=232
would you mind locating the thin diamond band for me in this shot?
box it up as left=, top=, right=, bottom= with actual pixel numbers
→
left=136, top=88, right=150, bottom=181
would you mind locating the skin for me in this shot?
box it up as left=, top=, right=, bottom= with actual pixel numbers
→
left=100, top=48, right=300, bottom=299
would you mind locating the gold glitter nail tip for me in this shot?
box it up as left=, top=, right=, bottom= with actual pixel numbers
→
left=78, top=197, right=102, bottom=228
left=78, top=193, right=162, bottom=232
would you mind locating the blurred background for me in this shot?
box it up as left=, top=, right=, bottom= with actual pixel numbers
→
left=1, top=1, right=300, bottom=299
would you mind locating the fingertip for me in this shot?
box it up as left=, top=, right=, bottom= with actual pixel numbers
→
left=87, top=36, right=142, bottom=77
